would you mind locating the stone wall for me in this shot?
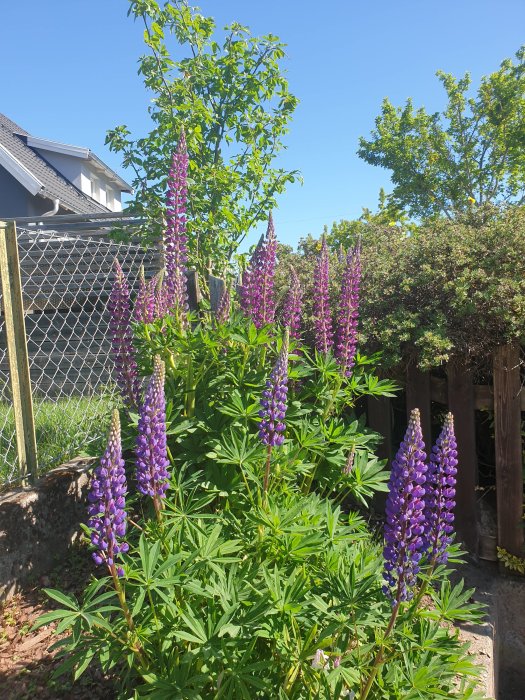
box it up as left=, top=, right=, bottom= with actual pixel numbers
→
left=0, top=458, right=93, bottom=600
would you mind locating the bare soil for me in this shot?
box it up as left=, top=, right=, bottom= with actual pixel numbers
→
left=0, top=546, right=116, bottom=700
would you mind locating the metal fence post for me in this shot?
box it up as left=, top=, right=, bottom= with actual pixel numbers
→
left=0, top=221, right=37, bottom=483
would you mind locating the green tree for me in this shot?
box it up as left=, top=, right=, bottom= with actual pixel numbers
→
left=107, top=0, right=299, bottom=276
left=358, top=46, right=525, bottom=221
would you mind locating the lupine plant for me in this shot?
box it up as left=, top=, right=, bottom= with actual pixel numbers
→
left=38, top=202, right=483, bottom=698
left=108, top=259, right=141, bottom=410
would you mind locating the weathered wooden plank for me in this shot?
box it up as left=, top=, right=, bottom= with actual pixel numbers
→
left=0, top=221, right=38, bottom=482
left=209, top=275, right=226, bottom=314
left=186, top=270, right=202, bottom=312
left=366, top=395, right=392, bottom=463
left=405, top=363, right=432, bottom=452
left=493, top=344, right=524, bottom=557
left=447, top=360, right=479, bottom=553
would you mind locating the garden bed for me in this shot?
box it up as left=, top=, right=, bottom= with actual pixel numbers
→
left=0, top=545, right=115, bottom=699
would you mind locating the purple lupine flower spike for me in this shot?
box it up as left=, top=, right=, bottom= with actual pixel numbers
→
left=383, top=408, right=427, bottom=603
left=313, top=235, right=334, bottom=353
left=164, top=129, right=189, bottom=325
left=259, top=331, right=290, bottom=447
left=109, top=259, right=141, bottom=410
left=87, top=410, right=128, bottom=577
left=335, top=245, right=361, bottom=376
left=281, top=267, right=303, bottom=340
left=216, top=286, right=231, bottom=324
left=136, top=355, right=171, bottom=515
left=134, top=266, right=155, bottom=324
left=240, top=234, right=264, bottom=321
left=423, top=413, right=457, bottom=564
left=240, top=213, right=277, bottom=329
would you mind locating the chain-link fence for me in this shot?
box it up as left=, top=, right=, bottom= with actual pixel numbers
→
left=0, top=214, right=159, bottom=486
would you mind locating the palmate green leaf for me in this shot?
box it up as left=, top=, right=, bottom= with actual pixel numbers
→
left=427, top=579, right=484, bottom=623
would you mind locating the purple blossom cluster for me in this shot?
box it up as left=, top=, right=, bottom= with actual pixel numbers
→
left=109, top=259, right=141, bottom=410
left=87, top=410, right=129, bottom=577
left=383, top=409, right=459, bottom=603
left=383, top=408, right=428, bottom=603
left=259, top=333, right=289, bottom=447
left=313, top=236, right=334, bottom=353
left=423, top=413, right=457, bottom=564
left=134, top=266, right=156, bottom=324
left=216, top=286, right=231, bottom=325
left=240, top=213, right=277, bottom=329
left=335, top=245, right=361, bottom=376
left=136, top=355, right=171, bottom=505
left=164, top=130, right=189, bottom=323
left=281, top=267, right=303, bottom=340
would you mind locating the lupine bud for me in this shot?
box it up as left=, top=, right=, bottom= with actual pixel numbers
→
left=240, top=214, right=277, bottom=328
left=259, top=332, right=289, bottom=447
left=87, top=410, right=128, bottom=577
left=134, top=266, right=155, bottom=324
left=136, top=355, right=171, bottom=502
left=423, top=413, right=457, bottom=563
left=335, top=246, right=361, bottom=376
left=343, top=446, right=355, bottom=475
left=109, top=259, right=141, bottom=410
left=383, top=408, right=427, bottom=603
left=216, top=286, right=231, bottom=324
left=281, top=267, right=303, bottom=340
left=164, top=130, right=189, bottom=324
left=313, top=236, right=334, bottom=353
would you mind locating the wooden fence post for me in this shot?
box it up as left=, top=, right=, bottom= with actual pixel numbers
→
left=447, top=360, right=478, bottom=552
left=366, top=396, right=392, bottom=463
left=208, top=275, right=226, bottom=314
left=0, top=221, right=37, bottom=483
left=493, top=344, right=524, bottom=557
left=406, top=363, right=432, bottom=451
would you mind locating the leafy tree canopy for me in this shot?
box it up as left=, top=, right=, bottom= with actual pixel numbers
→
left=107, top=0, right=299, bottom=276
left=358, top=46, right=525, bottom=222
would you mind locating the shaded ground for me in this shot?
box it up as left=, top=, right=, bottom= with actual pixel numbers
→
left=0, top=546, right=116, bottom=699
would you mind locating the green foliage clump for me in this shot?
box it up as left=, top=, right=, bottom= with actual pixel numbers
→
left=277, top=206, right=525, bottom=370
left=358, top=46, right=525, bottom=221
left=35, top=314, right=484, bottom=699
left=107, top=0, right=299, bottom=277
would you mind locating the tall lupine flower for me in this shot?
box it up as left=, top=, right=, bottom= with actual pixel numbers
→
left=134, top=266, right=155, bottom=324
left=216, top=286, right=231, bottom=324
left=259, top=331, right=290, bottom=449
left=335, top=245, right=361, bottom=376
left=313, top=235, right=334, bottom=353
left=164, top=130, right=189, bottom=324
left=383, top=408, right=427, bottom=603
left=240, top=213, right=277, bottom=328
left=136, top=355, right=171, bottom=516
left=281, top=267, right=303, bottom=340
left=87, top=410, right=128, bottom=577
left=109, top=259, right=141, bottom=410
left=423, top=413, right=457, bottom=564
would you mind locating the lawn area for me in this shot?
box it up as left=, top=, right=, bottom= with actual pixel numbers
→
left=0, top=394, right=113, bottom=485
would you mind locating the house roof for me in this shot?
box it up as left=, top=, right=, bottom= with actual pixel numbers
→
left=0, top=113, right=131, bottom=214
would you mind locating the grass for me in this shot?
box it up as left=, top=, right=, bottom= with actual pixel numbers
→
left=0, top=393, right=113, bottom=485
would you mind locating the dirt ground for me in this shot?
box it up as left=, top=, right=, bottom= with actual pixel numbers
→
left=0, top=547, right=116, bottom=700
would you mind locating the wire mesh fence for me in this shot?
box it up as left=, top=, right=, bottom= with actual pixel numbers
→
left=0, top=215, right=159, bottom=486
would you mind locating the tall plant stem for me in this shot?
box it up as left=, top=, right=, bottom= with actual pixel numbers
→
left=109, top=563, right=148, bottom=670
left=360, top=589, right=402, bottom=700
left=322, top=374, right=343, bottom=422
left=184, top=354, right=195, bottom=417
left=263, top=444, right=272, bottom=503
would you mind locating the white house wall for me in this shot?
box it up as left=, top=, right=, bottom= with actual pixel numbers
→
left=33, top=148, right=123, bottom=212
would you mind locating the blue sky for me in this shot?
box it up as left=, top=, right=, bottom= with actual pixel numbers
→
left=2, top=1, right=525, bottom=249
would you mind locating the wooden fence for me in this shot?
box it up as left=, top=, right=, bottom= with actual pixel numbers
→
left=367, top=346, right=524, bottom=558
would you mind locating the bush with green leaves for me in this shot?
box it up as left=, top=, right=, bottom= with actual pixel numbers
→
left=277, top=205, right=525, bottom=370
left=35, top=313, right=485, bottom=699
